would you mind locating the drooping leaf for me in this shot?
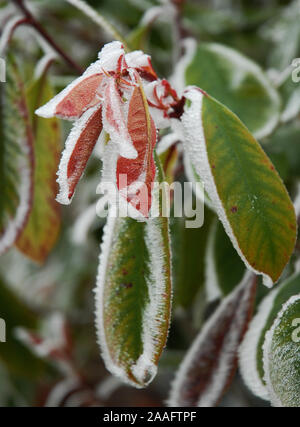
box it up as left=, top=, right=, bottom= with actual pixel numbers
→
left=0, top=54, right=34, bottom=255
left=15, top=76, right=61, bottom=263
left=205, top=218, right=245, bottom=301
left=239, top=270, right=300, bottom=401
left=0, top=277, right=52, bottom=378
left=168, top=273, right=257, bottom=407
left=182, top=87, right=297, bottom=287
left=95, top=153, right=172, bottom=388
left=56, top=104, right=103, bottom=205
left=184, top=43, right=280, bottom=138
left=263, top=294, right=300, bottom=406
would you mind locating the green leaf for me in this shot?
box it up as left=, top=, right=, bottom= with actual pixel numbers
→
left=184, top=43, right=280, bottom=138
left=239, top=270, right=300, bottom=401
left=0, top=55, right=34, bottom=255
left=182, top=88, right=297, bottom=286
left=263, top=294, right=300, bottom=406
left=15, top=75, right=61, bottom=263
left=0, top=277, right=51, bottom=378
left=172, top=206, right=214, bottom=308
left=205, top=218, right=245, bottom=301
left=95, top=154, right=172, bottom=388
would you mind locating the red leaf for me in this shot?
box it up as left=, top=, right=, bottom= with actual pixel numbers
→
left=67, top=106, right=103, bottom=200
left=116, top=81, right=157, bottom=216
left=168, top=273, right=257, bottom=407
left=55, top=74, right=103, bottom=119
left=57, top=105, right=103, bottom=204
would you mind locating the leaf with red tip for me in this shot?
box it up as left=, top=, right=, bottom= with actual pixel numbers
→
left=116, top=78, right=157, bottom=217
left=168, top=273, right=257, bottom=407
left=56, top=105, right=103, bottom=205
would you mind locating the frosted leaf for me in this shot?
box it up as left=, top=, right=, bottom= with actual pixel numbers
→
left=181, top=86, right=275, bottom=287
left=56, top=104, right=103, bottom=205
left=102, top=78, right=137, bottom=159
left=263, top=294, right=300, bottom=407
left=239, top=270, right=300, bottom=401
left=168, top=272, right=257, bottom=407
left=35, top=61, right=103, bottom=120
left=94, top=159, right=172, bottom=388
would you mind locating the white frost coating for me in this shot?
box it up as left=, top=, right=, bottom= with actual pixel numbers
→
left=170, top=38, right=197, bottom=95
left=183, top=153, right=216, bottom=212
left=203, top=44, right=280, bottom=139
left=181, top=87, right=273, bottom=288
left=263, top=294, right=300, bottom=407
left=97, top=41, right=125, bottom=71
left=0, top=15, right=25, bottom=56
left=71, top=202, right=98, bottom=245
left=168, top=271, right=254, bottom=407
left=204, top=220, right=222, bottom=303
left=125, top=50, right=152, bottom=69
left=239, top=290, right=277, bottom=401
left=56, top=104, right=101, bottom=205
left=102, top=78, right=137, bottom=159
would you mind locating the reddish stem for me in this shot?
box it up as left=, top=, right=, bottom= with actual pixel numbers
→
left=12, top=0, right=83, bottom=75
